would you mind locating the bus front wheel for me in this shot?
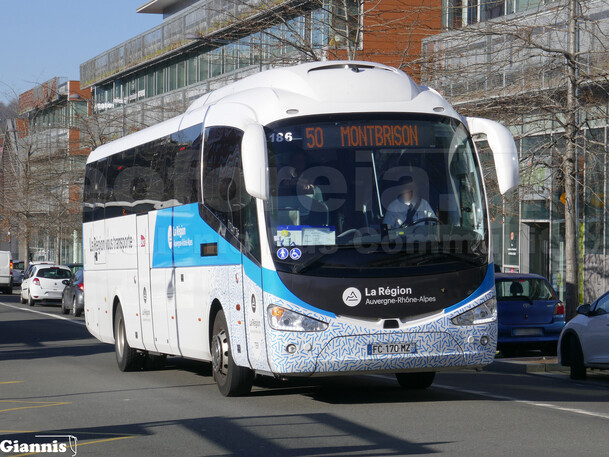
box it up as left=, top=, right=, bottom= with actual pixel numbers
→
left=114, top=305, right=139, bottom=372
left=211, top=310, right=254, bottom=396
left=395, top=372, right=436, bottom=390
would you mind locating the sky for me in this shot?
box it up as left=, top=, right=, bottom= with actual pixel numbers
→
left=0, top=0, right=162, bottom=104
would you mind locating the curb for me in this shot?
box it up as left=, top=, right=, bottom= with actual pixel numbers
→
left=485, top=358, right=569, bottom=375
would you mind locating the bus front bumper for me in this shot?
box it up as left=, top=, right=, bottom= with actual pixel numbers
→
left=266, top=324, right=497, bottom=376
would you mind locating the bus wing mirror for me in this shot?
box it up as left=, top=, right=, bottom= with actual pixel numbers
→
left=242, top=123, right=269, bottom=201
left=466, top=117, right=519, bottom=195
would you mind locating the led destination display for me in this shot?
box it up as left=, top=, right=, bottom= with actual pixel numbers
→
left=269, top=120, right=436, bottom=150
left=302, top=122, right=432, bottom=149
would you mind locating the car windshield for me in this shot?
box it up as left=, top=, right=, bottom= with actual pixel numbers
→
left=14, top=261, right=24, bottom=270
left=264, top=113, right=488, bottom=277
left=496, top=278, right=557, bottom=300
left=37, top=268, right=72, bottom=279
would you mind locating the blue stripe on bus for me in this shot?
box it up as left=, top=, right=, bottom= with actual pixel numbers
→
left=443, top=264, right=495, bottom=314
left=152, top=204, right=241, bottom=268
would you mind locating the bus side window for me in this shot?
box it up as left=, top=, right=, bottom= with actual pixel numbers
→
left=203, top=126, right=260, bottom=261
left=170, top=124, right=203, bottom=206
left=83, top=159, right=108, bottom=222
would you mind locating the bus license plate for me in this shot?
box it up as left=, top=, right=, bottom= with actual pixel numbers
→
left=367, top=342, right=417, bottom=356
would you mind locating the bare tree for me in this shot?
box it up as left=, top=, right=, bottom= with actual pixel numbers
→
left=422, top=0, right=609, bottom=317
left=193, top=0, right=442, bottom=80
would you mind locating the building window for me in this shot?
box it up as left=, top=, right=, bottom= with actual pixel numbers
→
left=482, top=0, right=505, bottom=20
left=467, top=0, right=479, bottom=25
left=187, top=56, right=198, bottom=85
left=329, top=0, right=361, bottom=47
left=224, top=43, right=236, bottom=73
left=168, top=63, right=178, bottom=92
left=177, top=61, right=186, bottom=89
left=199, top=53, right=209, bottom=80
left=156, top=69, right=164, bottom=95
left=445, top=0, right=463, bottom=29
left=210, top=48, right=223, bottom=77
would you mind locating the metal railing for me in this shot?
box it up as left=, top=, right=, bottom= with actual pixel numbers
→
left=80, top=0, right=274, bottom=88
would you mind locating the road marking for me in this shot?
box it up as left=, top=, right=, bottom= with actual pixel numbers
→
left=0, top=400, right=71, bottom=413
left=434, top=384, right=609, bottom=421
left=0, top=381, right=24, bottom=385
left=0, top=302, right=85, bottom=326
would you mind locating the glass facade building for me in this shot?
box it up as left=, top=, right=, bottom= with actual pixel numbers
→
left=425, top=0, right=609, bottom=303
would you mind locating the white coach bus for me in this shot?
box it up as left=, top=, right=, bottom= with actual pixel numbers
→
left=83, top=61, right=519, bottom=396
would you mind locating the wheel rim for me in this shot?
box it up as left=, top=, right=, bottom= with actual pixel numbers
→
left=116, top=317, right=125, bottom=359
left=211, top=330, right=229, bottom=377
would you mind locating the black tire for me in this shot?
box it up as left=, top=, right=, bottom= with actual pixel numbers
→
left=211, top=310, right=254, bottom=396
left=60, top=299, right=70, bottom=315
left=73, top=296, right=82, bottom=317
left=114, top=305, right=139, bottom=372
left=27, top=293, right=36, bottom=307
left=541, top=343, right=557, bottom=357
left=20, top=294, right=26, bottom=304
left=395, top=372, right=436, bottom=390
left=569, top=336, right=587, bottom=380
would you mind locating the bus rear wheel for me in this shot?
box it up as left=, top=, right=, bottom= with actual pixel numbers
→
left=211, top=310, right=254, bottom=396
left=395, top=372, right=436, bottom=390
left=114, top=305, right=139, bottom=372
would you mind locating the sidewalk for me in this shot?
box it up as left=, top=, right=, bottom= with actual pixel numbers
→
left=487, top=356, right=568, bottom=374
left=486, top=356, right=609, bottom=387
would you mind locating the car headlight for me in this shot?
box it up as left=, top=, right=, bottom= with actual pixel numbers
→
left=451, top=297, right=497, bottom=326
left=267, top=305, right=329, bottom=332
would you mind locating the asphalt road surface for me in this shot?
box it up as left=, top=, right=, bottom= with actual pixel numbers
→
left=1, top=292, right=608, bottom=457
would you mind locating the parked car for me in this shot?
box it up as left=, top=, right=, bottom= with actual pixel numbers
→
left=495, top=273, right=565, bottom=357
left=558, top=291, right=609, bottom=379
left=20, top=264, right=72, bottom=306
left=61, top=269, right=84, bottom=317
left=12, top=260, right=24, bottom=286
left=0, top=251, right=13, bottom=294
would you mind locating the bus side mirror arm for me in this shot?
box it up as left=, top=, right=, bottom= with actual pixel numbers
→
left=242, top=123, right=269, bottom=201
left=466, top=117, right=520, bottom=195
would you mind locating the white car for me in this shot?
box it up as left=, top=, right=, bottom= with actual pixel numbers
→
left=558, top=292, right=609, bottom=379
left=20, top=265, right=72, bottom=307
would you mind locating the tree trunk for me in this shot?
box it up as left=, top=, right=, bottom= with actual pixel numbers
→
left=564, top=0, right=579, bottom=320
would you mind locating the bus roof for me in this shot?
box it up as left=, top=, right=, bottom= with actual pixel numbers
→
left=87, top=61, right=461, bottom=164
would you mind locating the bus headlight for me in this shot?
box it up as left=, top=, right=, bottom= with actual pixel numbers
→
left=451, top=297, right=497, bottom=326
left=267, top=305, right=329, bottom=332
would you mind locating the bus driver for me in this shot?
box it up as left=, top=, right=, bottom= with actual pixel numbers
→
left=383, top=176, right=436, bottom=228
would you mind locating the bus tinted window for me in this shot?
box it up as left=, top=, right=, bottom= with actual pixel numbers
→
left=83, top=123, right=202, bottom=221
left=203, top=126, right=259, bottom=260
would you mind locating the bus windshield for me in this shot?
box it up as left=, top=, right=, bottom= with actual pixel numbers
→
left=264, top=113, right=488, bottom=277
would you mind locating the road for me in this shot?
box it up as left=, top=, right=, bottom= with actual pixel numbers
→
left=1, top=292, right=608, bottom=457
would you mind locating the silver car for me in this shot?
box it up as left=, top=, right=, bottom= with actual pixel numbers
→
left=559, top=291, right=609, bottom=379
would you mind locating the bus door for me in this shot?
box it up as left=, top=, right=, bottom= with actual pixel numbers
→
left=136, top=214, right=156, bottom=352
left=149, top=208, right=182, bottom=356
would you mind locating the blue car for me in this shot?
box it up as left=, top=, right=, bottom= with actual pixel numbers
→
left=495, top=273, right=565, bottom=357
